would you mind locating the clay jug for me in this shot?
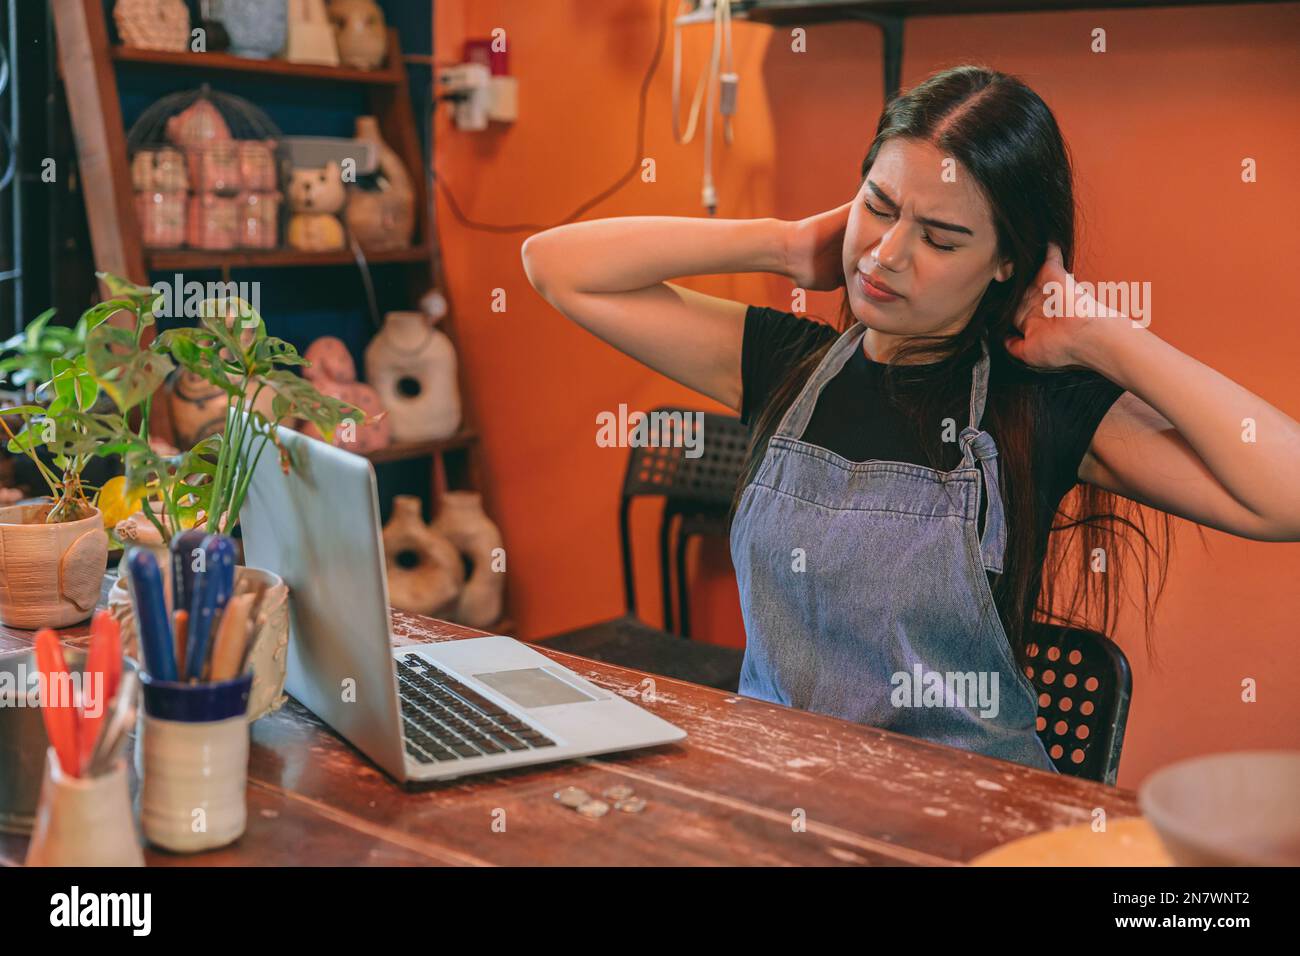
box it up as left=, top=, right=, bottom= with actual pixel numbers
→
left=345, top=116, right=415, bottom=252
left=364, top=311, right=460, bottom=443
left=381, top=496, right=463, bottom=618
left=430, top=492, right=505, bottom=629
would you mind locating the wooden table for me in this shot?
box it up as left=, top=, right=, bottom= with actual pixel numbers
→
left=0, top=602, right=1143, bottom=866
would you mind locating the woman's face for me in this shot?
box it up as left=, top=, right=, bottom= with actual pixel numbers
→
left=842, top=137, right=1012, bottom=339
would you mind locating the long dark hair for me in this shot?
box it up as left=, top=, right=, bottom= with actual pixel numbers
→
left=730, top=65, right=1175, bottom=669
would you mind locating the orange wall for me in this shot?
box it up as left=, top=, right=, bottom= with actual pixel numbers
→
left=433, top=1, right=1300, bottom=788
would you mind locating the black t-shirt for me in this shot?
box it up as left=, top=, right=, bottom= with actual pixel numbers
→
left=739, top=306, right=1126, bottom=588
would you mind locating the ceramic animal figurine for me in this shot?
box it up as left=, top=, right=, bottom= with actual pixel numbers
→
left=327, top=0, right=387, bottom=70
left=298, top=336, right=390, bottom=453
left=286, top=162, right=347, bottom=251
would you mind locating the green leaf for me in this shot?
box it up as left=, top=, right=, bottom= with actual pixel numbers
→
left=84, top=323, right=174, bottom=411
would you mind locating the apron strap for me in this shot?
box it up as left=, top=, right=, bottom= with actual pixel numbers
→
left=959, top=336, right=1005, bottom=574
left=960, top=426, right=1007, bottom=574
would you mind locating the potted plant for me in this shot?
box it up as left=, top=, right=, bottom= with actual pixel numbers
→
left=0, top=299, right=139, bottom=628
left=77, top=274, right=361, bottom=720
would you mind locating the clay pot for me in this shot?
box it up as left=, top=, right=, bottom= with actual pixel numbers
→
left=106, top=565, right=289, bottom=722
left=382, top=496, right=463, bottom=618
left=165, top=368, right=278, bottom=450
left=431, top=492, right=505, bottom=629
left=286, top=0, right=339, bottom=66
left=328, top=0, right=386, bottom=70
left=0, top=502, right=109, bottom=629
left=345, top=116, right=414, bottom=253
left=364, top=311, right=461, bottom=443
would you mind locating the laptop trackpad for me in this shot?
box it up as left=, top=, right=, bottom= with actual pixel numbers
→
left=474, top=667, right=597, bottom=709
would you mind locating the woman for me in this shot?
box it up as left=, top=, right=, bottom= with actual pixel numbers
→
left=520, top=65, right=1300, bottom=772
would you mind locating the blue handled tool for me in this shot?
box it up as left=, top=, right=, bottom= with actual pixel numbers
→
left=125, top=547, right=177, bottom=682
left=170, top=528, right=209, bottom=616
left=184, top=534, right=236, bottom=682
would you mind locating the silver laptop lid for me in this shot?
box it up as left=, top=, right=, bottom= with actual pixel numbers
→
left=241, top=423, right=408, bottom=780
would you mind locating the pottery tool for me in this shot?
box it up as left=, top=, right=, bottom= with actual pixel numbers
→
left=85, top=669, right=139, bottom=778
left=126, top=547, right=177, bottom=681
left=207, top=591, right=255, bottom=681
left=235, top=580, right=270, bottom=676
left=77, top=611, right=123, bottom=775
left=170, top=527, right=209, bottom=614
left=184, top=534, right=236, bottom=682
left=173, top=609, right=189, bottom=677
left=33, top=628, right=81, bottom=778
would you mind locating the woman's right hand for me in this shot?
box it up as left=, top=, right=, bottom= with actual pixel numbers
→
left=782, top=200, right=854, bottom=292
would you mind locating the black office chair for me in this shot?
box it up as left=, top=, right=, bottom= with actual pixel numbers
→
left=538, top=407, right=746, bottom=690
left=1023, top=622, right=1132, bottom=784
left=663, top=412, right=751, bottom=637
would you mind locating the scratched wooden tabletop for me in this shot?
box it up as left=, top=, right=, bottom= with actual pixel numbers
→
left=0, top=583, right=1142, bottom=866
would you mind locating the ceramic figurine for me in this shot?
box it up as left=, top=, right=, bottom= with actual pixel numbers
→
left=344, top=116, right=414, bottom=252
left=286, top=0, right=340, bottom=66
left=131, top=146, right=189, bottom=193
left=136, top=191, right=187, bottom=249
left=382, top=496, right=463, bottom=618
left=114, top=0, right=190, bottom=52
left=286, top=162, right=347, bottom=251
left=364, top=310, right=461, bottom=443
left=328, top=0, right=387, bottom=70
left=166, top=98, right=231, bottom=150
left=297, top=336, right=390, bottom=453
left=430, top=491, right=505, bottom=628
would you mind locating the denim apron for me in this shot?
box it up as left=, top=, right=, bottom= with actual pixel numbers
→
left=730, top=322, right=1057, bottom=772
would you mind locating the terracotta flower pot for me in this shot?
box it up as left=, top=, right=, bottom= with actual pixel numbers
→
left=0, top=502, right=108, bottom=629
left=106, top=565, right=290, bottom=722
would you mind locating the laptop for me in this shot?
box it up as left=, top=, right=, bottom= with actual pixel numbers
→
left=240, top=424, right=686, bottom=783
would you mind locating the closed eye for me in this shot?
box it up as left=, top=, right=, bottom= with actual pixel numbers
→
left=864, top=200, right=958, bottom=252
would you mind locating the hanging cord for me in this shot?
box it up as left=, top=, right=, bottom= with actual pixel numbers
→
left=700, top=0, right=732, bottom=214
left=671, top=1, right=708, bottom=144
left=432, top=0, right=670, bottom=234
left=348, top=234, right=382, bottom=330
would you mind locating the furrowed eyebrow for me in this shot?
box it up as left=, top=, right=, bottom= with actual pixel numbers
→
left=866, top=180, right=974, bottom=237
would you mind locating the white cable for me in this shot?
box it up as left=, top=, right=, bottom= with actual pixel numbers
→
left=701, top=0, right=727, bottom=214
left=671, top=0, right=709, bottom=145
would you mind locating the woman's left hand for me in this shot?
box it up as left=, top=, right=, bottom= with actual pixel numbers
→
left=1003, top=242, right=1126, bottom=370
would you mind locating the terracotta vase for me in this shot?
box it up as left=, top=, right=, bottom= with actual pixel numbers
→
left=430, top=492, right=505, bottom=629
left=364, top=311, right=461, bottom=443
left=0, top=503, right=109, bottom=629
left=345, top=116, right=414, bottom=253
left=107, top=565, right=289, bottom=722
left=381, top=496, right=463, bottom=618
left=328, top=0, right=387, bottom=70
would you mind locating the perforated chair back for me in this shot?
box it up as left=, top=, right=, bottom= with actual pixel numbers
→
left=1023, top=623, right=1131, bottom=784
left=617, top=407, right=750, bottom=615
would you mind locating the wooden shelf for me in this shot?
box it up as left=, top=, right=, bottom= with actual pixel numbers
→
left=111, top=44, right=403, bottom=85
left=145, top=245, right=430, bottom=271
left=364, top=429, right=478, bottom=465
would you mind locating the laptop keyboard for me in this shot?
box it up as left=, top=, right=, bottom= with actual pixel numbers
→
left=397, top=653, right=557, bottom=764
